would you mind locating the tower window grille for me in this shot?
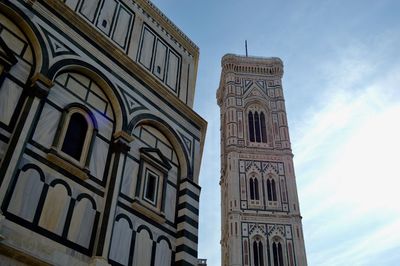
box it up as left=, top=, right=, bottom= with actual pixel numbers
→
left=248, top=111, right=267, bottom=143
left=253, top=239, right=264, bottom=266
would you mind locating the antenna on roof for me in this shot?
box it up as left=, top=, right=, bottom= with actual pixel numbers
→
left=245, top=40, right=248, bottom=57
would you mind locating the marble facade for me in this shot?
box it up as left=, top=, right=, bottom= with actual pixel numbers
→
left=0, top=0, right=206, bottom=265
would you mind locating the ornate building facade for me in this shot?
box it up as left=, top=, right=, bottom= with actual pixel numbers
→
left=217, top=54, right=307, bottom=266
left=0, top=0, right=206, bottom=265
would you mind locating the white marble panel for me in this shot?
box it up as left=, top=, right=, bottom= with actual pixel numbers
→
left=109, top=217, right=132, bottom=265
left=88, top=92, right=106, bottom=114
left=48, top=83, right=84, bottom=108
left=93, top=111, right=113, bottom=140
left=168, top=165, right=178, bottom=184
left=166, top=52, right=179, bottom=91
left=143, top=125, right=169, bottom=144
left=157, top=141, right=172, bottom=161
left=9, top=59, right=31, bottom=84
left=164, top=185, right=176, bottom=222
left=0, top=29, right=25, bottom=56
left=0, top=78, right=23, bottom=126
left=154, top=240, right=172, bottom=266
left=133, top=229, right=152, bottom=266
left=89, top=137, right=108, bottom=180
left=112, top=7, right=132, bottom=48
left=141, top=128, right=157, bottom=147
left=69, top=73, right=91, bottom=88
left=8, top=167, right=44, bottom=222
left=120, top=156, right=139, bottom=197
left=139, top=29, right=155, bottom=69
left=38, top=183, right=70, bottom=236
left=67, top=197, right=96, bottom=248
left=66, top=76, right=88, bottom=99
left=89, top=81, right=107, bottom=101
left=96, top=0, right=118, bottom=35
left=32, top=103, right=61, bottom=149
left=80, top=0, right=100, bottom=22
left=153, top=41, right=167, bottom=79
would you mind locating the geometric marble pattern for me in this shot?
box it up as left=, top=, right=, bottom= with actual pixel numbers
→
left=179, top=132, right=192, bottom=155
left=42, top=27, right=77, bottom=57
left=120, top=87, right=147, bottom=114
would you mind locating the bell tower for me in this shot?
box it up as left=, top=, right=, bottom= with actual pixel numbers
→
left=217, top=54, right=307, bottom=266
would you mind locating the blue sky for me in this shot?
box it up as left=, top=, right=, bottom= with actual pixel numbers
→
left=151, top=1, right=400, bottom=265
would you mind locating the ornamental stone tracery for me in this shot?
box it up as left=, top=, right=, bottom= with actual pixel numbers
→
left=218, top=54, right=307, bottom=266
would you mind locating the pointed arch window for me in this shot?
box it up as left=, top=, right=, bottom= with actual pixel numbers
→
left=260, top=112, right=267, bottom=143
left=248, top=111, right=255, bottom=142
left=248, top=110, right=267, bottom=143
left=267, top=179, right=277, bottom=201
left=253, top=239, right=264, bottom=266
left=272, top=242, right=284, bottom=266
left=249, top=177, right=260, bottom=200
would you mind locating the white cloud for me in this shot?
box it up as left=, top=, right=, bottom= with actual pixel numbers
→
left=294, top=50, right=400, bottom=265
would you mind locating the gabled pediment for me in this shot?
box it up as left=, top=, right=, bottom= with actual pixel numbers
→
left=140, top=147, right=172, bottom=170
left=0, top=37, right=18, bottom=70
left=243, top=84, right=268, bottom=101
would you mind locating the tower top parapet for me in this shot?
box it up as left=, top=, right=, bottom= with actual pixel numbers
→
left=221, top=54, right=284, bottom=76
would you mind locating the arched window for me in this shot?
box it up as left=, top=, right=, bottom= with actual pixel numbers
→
left=254, top=178, right=259, bottom=200
left=248, top=109, right=267, bottom=144
left=253, top=239, right=264, bottom=266
left=271, top=179, right=277, bottom=201
left=272, top=242, right=284, bottom=266
left=254, top=112, right=261, bottom=142
left=267, top=179, right=272, bottom=201
left=250, top=178, right=255, bottom=200
left=61, top=112, right=88, bottom=161
left=249, top=177, right=260, bottom=201
left=260, top=112, right=267, bottom=143
left=248, top=112, right=255, bottom=142
left=267, top=178, right=277, bottom=202
left=54, top=107, right=96, bottom=168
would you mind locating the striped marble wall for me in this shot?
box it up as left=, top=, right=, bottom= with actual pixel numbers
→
left=0, top=0, right=205, bottom=265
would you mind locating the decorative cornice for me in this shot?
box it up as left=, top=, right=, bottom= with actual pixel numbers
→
left=132, top=0, right=200, bottom=91
left=221, top=53, right=284, bottom=77
left=134, top=0, right=199, bottom=58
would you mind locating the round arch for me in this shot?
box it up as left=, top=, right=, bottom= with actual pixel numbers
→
left=0, top=2, right=46, bottom=77
left=47, top=59, right=127, bottom=132
left=128, top=113, right=191, bottom=180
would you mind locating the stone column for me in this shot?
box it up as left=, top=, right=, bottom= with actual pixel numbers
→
left=91, top=131, right=133, bottom=266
